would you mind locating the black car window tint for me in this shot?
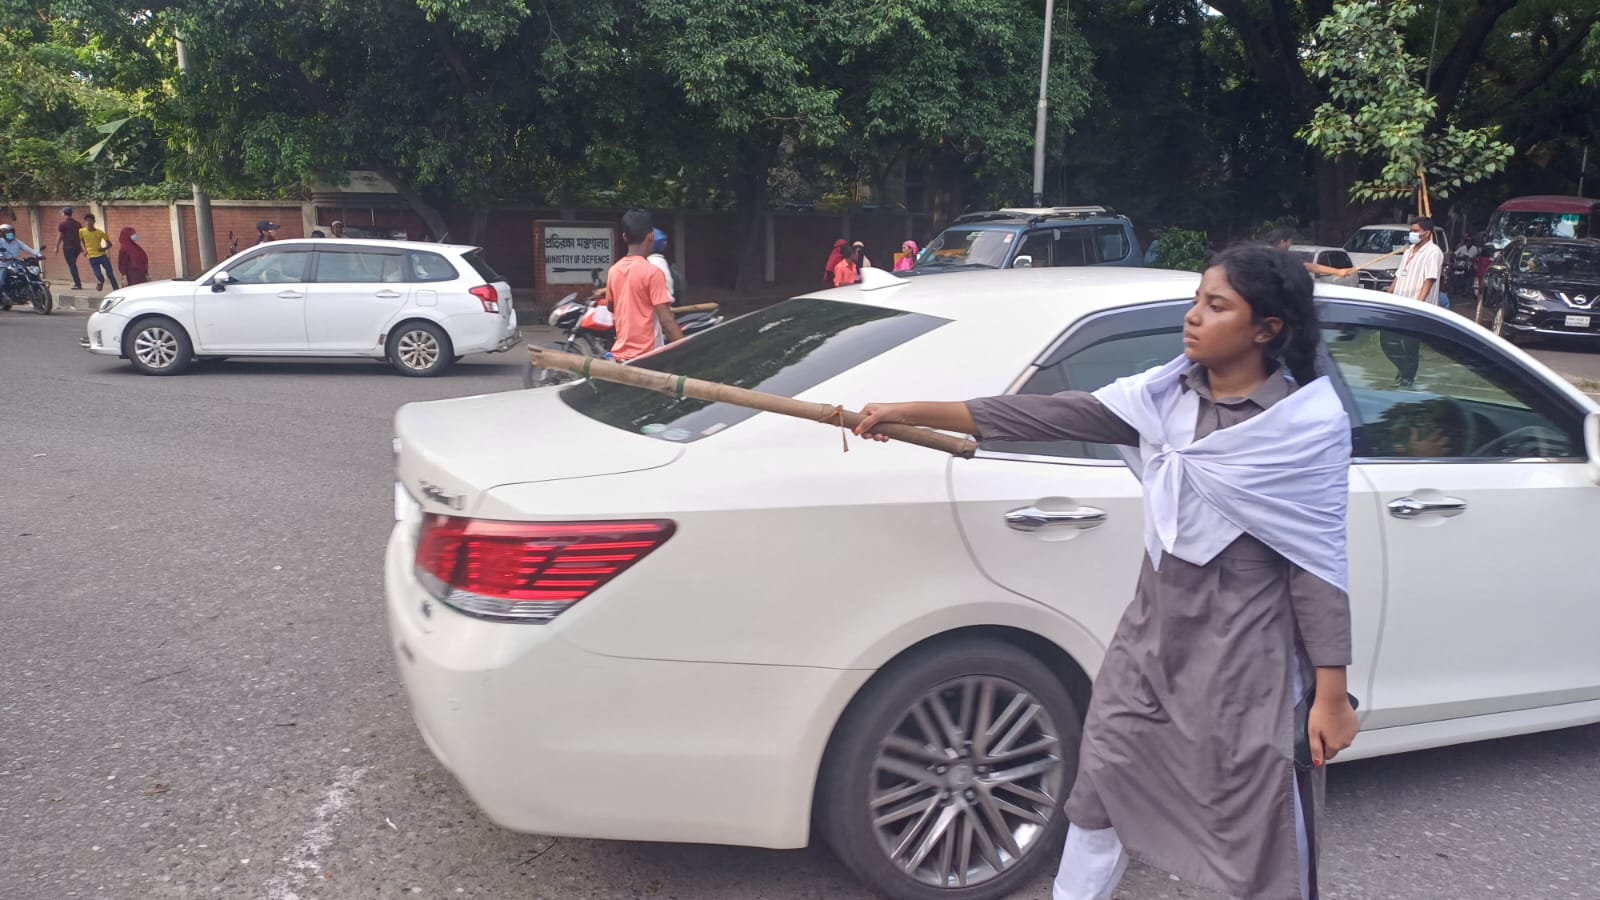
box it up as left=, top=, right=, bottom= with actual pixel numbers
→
left=1015, top=232, right=1051, bottom=268
left=561, top=299, right=948, bottom=442
left=1321, top=322, right=1582, bottom=460
left=981, top=305, right=1188, bottom=462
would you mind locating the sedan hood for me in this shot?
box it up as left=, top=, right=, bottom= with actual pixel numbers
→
left=394, top=386, right=683, bottom=517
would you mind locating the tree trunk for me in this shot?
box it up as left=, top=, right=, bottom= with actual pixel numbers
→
left=1313, top=152, right=1358, bottom=244
left=732, top=139, right=778, bottom=296
left=928, top=146, right=965, bottom=231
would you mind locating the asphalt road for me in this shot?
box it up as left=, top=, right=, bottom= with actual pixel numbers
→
left=2, top=311, right=1598, bottom=900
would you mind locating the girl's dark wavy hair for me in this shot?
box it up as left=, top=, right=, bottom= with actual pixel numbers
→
left=1205, top=244, right=1322, bottom=385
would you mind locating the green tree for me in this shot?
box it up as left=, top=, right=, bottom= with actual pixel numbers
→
left=1300, top=0, right=1515, bottom=206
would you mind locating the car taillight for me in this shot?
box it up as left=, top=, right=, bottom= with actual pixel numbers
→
left=469, top=285, right=499, bottom=313
left=413, top=514, right=674, bottom=622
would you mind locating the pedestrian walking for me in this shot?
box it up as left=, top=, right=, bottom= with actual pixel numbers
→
left=79, top=214, right=117, bottom=291
left=55, top=207, right=84, bottom=290
left=832, top=242, right=861, bottom=287
left=823, top=239, right=846, bottom=287
left=853, top=244, right=1359, bottom=900
left=605, top=209, right=683, bottom=362
left=893, top=240, right=918, bottom=273
left=116, top=227, right=149, bottom=285
left=255, top=220, right=278, bottom=246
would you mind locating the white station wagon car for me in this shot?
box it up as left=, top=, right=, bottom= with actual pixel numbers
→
left=385, top=268, right=1600, bottom=900
left=83, top=238, right=519, bottom=376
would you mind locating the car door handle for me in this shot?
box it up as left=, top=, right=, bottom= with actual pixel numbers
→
left=1005, top=505, right=1107, bottom=532
left=1387, top=495, right=1467, bottom=519
left=277, top=290, right=304, bottom=299
left=376, top=290, right=403, bottom=299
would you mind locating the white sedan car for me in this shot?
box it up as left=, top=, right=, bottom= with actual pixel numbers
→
left=83, top=238, right=519, bottom=376
left=386, top=268, right=1600, bottom=900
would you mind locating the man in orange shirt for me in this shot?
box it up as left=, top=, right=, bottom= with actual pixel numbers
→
left=606, top=209, right=683, bottom=361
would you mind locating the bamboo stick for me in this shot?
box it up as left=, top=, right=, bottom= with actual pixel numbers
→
left=668, top=303, right=719, bottom=315
left=527, top=346, right=979, bottom=458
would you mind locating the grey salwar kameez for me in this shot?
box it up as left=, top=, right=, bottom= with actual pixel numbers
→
left=966, top=367, right=1352, bottom=900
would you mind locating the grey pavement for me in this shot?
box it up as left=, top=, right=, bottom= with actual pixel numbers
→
left=2, top=312, right=1599, bottom=900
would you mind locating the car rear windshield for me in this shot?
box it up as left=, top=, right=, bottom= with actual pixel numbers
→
left=560, top=299, right=948, bottom=442
left=461, top=249, right=503, bottom=283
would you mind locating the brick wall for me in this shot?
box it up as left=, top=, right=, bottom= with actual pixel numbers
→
left=100, top=205, right=176, bottom=281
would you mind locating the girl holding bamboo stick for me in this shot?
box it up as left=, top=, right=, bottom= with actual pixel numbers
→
left=854, top=245, right=1360, bottom=900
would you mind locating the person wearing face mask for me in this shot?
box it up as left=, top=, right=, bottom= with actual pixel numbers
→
left=1388, top=216, right=1443, bottom=305
left=0, top=223, right=41, bottom=299
left=117, top=227, right=150, bottom=285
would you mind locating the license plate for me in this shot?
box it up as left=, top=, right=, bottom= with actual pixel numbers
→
left=1565, top=315, right=1591, bottom=328
left=394, top=482, right=420, bottom=522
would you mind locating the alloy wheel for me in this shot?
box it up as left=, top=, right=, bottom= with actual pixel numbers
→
left=397, top=329, right=440, bottom=371
left=868, top=675, right=1065, bottom=890
left=134, top=327, right=180, bottom=369
left=1491, top=304, right=1506, bottom=336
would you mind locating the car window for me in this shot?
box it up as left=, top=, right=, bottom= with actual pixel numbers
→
left=461, top=249, right=503, bottom=283
left=1053, top=228, right=1092, bottom=266
left=315, top=250, right=404, bottom=284
left=1343, top=230, right=1408, bottom=255
left=1014, top=232, right=1050, bottom=268
left=1517, top=244, right=1600, bottom=277
left=1092, top=224, right=1131, bottom=262
left=1323, top=251, right=1354, bottom=269
left=1322, top=322, right=1583, bottom=459
left=981, top=312, right=1185, bottom=461
left=409, top=251, right=459, bottom=282
left=561, top=299, right=948, bottom=442
left=225, top=250, right=310, bottom=285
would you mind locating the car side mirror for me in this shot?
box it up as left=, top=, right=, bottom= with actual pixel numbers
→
left=1013, top=255, right=1033, bottom=269
left=1586, top=411, right=1600, bottom=486
left=211, top=270, right=232, bottom=292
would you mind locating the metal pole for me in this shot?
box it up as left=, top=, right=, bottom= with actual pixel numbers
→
left=1580, top=145, right=1589, bottom=196
left=174, top=34, right=217, bottom=270
left=1031, top=0, right=1056, bottom=207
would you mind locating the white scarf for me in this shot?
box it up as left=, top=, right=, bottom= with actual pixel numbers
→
left=1092, top=357, right=1352, bottom=592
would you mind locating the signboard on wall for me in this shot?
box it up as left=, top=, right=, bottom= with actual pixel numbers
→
left=541, top=224, right=615, bottom=284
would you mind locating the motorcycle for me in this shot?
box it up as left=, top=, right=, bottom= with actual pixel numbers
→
left=0, top=258, right=54, bottom=314
left=523, top=269, right=724, bottom=389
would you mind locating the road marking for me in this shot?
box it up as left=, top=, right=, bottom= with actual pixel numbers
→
left=264, top=765, right=369, bottom=900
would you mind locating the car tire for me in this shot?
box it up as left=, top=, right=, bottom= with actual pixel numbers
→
left=125, top=317, right=193, bottom=376
left=387, top=321, right=453, bottom=377
left=1490, top=303, right=1519, bottom=345
left=816, top=637, right=1081, bottom=900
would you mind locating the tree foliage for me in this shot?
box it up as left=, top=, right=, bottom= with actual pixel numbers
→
left=1300, top=0, right=1514, bottom=203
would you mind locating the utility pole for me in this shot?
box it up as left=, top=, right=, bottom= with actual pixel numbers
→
left=174, top=33, right=217, bottom=270
left=1030, top=0, right=1057, bottom=207
left=1581, top=145, right=1589, bottom=196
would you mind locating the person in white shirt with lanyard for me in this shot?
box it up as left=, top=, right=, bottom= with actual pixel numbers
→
left=1380, top=216, right=1446, bottom=389
left=1388, top=216, right=1444, bottom=305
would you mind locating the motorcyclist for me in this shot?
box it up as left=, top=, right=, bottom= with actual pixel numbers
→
left=0, top=223, right=42, bottom=302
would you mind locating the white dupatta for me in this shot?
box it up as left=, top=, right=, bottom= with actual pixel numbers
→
left=1092, top=357, right=1352, bottom=592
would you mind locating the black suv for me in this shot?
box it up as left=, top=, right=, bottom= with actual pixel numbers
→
left=910, top=206, right=1142, bottom=275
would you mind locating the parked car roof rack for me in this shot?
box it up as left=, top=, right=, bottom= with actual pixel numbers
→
left=953, top=206, right=1121, bottom=227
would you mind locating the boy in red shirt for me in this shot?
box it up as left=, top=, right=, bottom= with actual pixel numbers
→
left=606, top=209, right=683, bottom=361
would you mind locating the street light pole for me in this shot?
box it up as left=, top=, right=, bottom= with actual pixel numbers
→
left=174, top=33, right=217, bottom=271
left=1030, top=0, right=1056, bottom=207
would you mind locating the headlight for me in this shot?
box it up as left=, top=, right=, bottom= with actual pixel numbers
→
left=1514, top=287, right=1546, bottom=302
left=99, top=295, right=126, bottom=313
